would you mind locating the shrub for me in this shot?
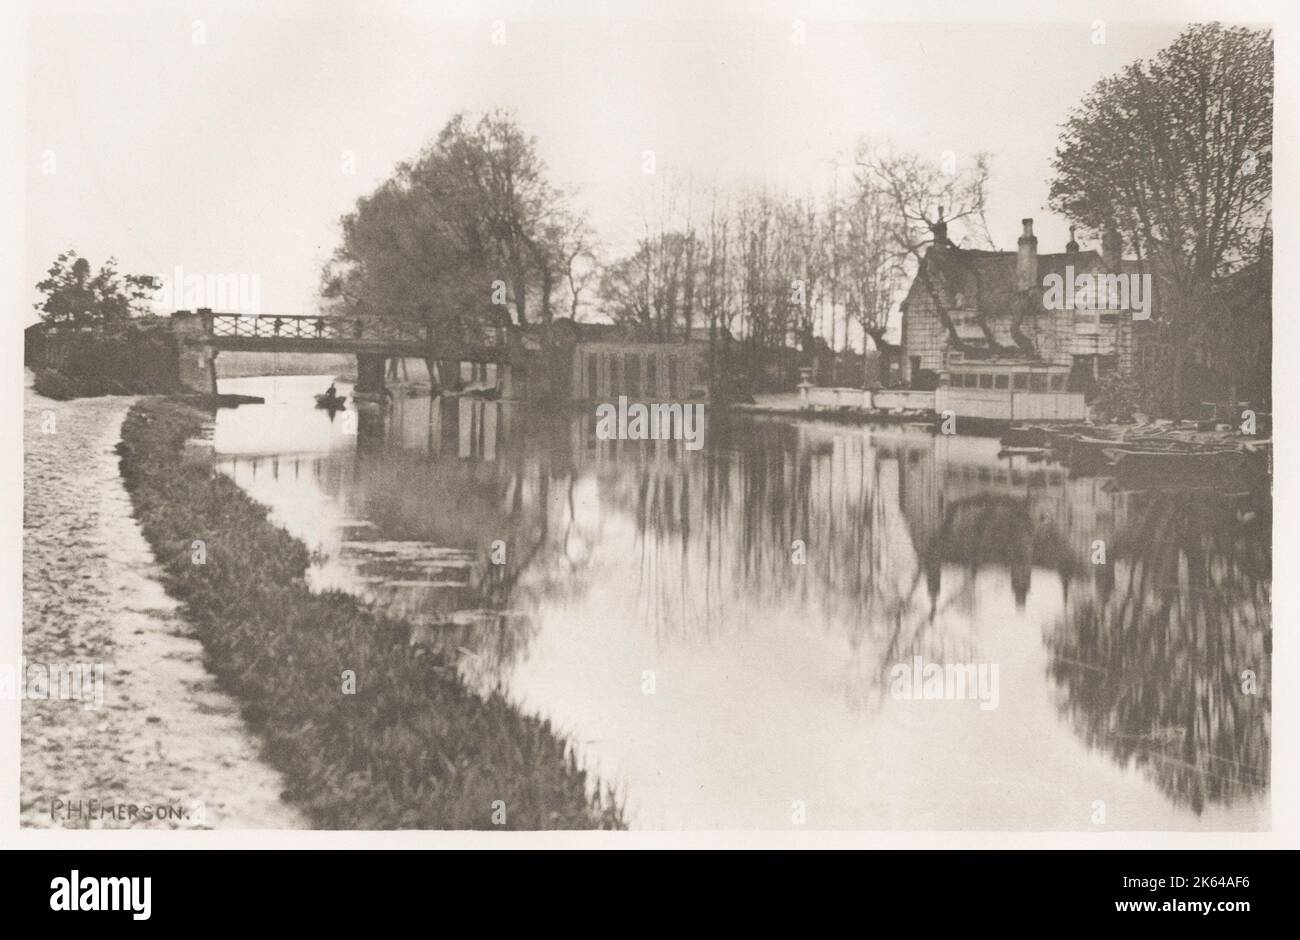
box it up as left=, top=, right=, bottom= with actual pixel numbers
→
left=30, top=321, right=182, bottom=399
left=32, top=369, right=80, bottom=400
left=1090, top=372, right=1143, bottom=424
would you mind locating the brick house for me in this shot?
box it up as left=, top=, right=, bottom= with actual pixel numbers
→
left=899, top=216, right=1153, bottom=396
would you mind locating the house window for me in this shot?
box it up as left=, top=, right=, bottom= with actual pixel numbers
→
left=1013, top=373, right=1029, bottom=390
left=994, top=374, right=1009, bottom=390
left=609, top=354, right=620, bottom=392
left=1050, top=374, right=1066, bottom=391
left=1030, top=373, right=1049, bottom=392
left=978, top=374, right=994, bottom=389
left=667, top=358, right=678, bottom=398
left=646, top=355, right=657, bottom=397
left=587, top=353, right=598, bottom=398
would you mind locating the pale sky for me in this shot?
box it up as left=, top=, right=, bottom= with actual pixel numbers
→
left=23, top=2, right=1195, bottom=324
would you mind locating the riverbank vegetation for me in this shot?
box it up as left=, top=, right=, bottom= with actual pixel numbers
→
left=27, top=252, right=180, bottom=399
left=31, top=328, right=181, bottom=398
left=117, top=397, right=624, bottom=829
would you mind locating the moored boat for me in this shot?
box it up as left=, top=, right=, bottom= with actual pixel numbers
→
left=1062, top=434, right=1121, bottom=474
left=1100, top=446, right=1247, bottom=483
left=1001, top=425, right=1050, bottom=448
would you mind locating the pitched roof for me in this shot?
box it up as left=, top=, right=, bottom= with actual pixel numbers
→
left=908, top=242, right=1146, bottom=359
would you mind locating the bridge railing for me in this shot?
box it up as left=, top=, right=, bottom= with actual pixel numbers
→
left=210, top=313, right=424, bottom=344
left=207, top=313, right=510, bottom=350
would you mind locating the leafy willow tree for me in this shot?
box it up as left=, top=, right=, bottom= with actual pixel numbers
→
left=1049, top=23, right=1272, bottom=413
left=34, top=251, right=158, bottom=326
left=321, top=110, right=588, bottom=333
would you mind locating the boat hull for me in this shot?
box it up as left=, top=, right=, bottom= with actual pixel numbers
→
left=1101, top=447, right=1248, bottom=484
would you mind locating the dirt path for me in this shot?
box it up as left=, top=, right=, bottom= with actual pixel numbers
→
left=21, top=384, right=306, bottom=828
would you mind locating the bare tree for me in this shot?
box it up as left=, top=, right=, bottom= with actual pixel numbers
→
left=856, top=141, right=993, bottom=366
left=857, top=140, right=993, bottom=261
left=839, top=176, right=903, bottom=385
left=560, top=215, right=599, bottom=321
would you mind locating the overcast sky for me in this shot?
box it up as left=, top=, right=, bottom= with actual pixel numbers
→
left=23, top=2, right=1195, bottom=323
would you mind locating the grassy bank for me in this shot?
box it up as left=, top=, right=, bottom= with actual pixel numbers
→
left=117, top=398, right=623, bottom=829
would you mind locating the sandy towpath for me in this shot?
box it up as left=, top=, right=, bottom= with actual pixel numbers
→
left=22, top=382, right=306, bottom=828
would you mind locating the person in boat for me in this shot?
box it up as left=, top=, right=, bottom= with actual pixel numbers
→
left=322, top=382, right=339, bottom=402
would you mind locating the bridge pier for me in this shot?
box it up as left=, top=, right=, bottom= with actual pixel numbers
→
left=172, top=310, right=218, bottom=395
left=354, top=353, right=387, bottom=401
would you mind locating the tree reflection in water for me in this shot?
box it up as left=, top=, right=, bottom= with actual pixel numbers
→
left=221, top=393, right=1271, bottom=819
left=1045, top=488, right=1271, bottom=814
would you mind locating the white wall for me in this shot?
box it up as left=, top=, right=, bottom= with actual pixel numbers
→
left=871, top=389, right=935, bottom=411
left=798, top=385, right=1086, bottom=421
left=804, top=387, right=869, bottom=409
left=936, top=387, right=1086, bottom=421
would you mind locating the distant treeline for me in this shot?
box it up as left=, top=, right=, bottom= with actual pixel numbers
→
left=215, top=351, right=357, bottom=379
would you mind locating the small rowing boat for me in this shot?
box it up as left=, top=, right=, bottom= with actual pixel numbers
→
left=1100, top=446, right=1246, bottom=483
left=315, top=393, right=346, bottom=409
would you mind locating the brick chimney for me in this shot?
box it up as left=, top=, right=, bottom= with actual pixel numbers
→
left=1102, top=225, right=1123, bottom=270
left=930, top=207, right=948, bottom=248
left=1016, top=218, right=1037, bottom=291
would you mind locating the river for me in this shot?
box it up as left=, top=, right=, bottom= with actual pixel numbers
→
left=208, top=374, right=1270, bottom=830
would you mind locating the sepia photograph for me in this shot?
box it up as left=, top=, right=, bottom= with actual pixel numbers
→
left=1, top=0, right=1293, bottom=913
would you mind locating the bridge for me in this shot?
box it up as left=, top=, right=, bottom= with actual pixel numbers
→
left=172, top=309, right=521, bottom=399
left=204, top=312, right=513, bottom=358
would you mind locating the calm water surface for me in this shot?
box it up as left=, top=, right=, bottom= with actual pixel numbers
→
left=210, top=375, right=1270, bottom=830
